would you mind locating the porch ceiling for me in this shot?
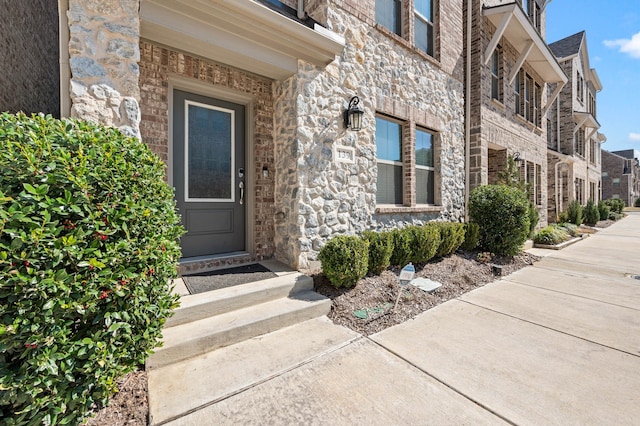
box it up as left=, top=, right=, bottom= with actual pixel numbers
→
left=140, top=0, right=345, bottom=80
left=484, top=2, right=567, bottom=84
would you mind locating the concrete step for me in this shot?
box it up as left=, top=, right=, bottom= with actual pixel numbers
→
left=147, top=290, right=331, bottom=370
left=148, top=317, right=360, bottom=426
left=166, top=272, right=313, bottom=327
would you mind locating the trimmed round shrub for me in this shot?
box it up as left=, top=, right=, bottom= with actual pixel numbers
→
left=566, top=200, right=583, bottom=225
left=0, top=113, right=184, bottom=424
left=597, top=202, right=610, bottom=222
left=461, top=222, right=480, bottom=251
left=533, top=225, right=570, bottom=245
left=469, top=185, right=530, bottom=256
left=390, top=227, right=413, bottom=267
left=409, top=224, right=441, bottom=264
left=361, top=230, right=393, bottom=275
left=318, top=235, right=368, bottom=288
left=432, top=222, right=465, bottom=257
left=583, top=199, right=600, bottom=226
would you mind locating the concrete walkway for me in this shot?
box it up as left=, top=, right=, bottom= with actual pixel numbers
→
left=160, top=214, right=640, bottom=425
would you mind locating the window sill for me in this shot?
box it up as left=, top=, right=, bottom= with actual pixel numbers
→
left=514, top=114, right=543, bottom=133
left=491, top=98, right=506, bottom=110
left=374, top=24, right=441, bottom=69
left=376, top=205, right=442, bottom=214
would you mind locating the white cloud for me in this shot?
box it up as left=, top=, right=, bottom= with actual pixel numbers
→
left=604, top=31, right=640, bottom=58
left=630, top=133, right=640, bottom=141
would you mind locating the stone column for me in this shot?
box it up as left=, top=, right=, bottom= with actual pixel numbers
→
left=66, top=0, right=141, bottom=138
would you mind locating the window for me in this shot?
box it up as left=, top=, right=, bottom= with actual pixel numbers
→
left=376, top=0, right=402, bottom=36
left=524, top=75, right=532, bottom=122
left=528, top=0, right=541, bottom=32
left=533, top=83, right=541, bottom=127
left=376, top=115, right=439, bottom=207
left=602, top=171, right=608, bottom=178
left=376, top=116, right=403, bottom=204
left=613, top=178, right=621, bottom=187
left=415, top=0, right=434, bottom=57
left=514, top=71, right=522, bottom=115
left=576, top=71, right=584, bottom=103
left=415, top=128, right=435, bottom=204
left=491, top=47, right=502, bottom=101
left=576, top=178, right=584, bottom=204
left=576, top=129, right=585, bottom=157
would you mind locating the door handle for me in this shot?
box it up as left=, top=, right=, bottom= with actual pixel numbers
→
left=239, top=181, right=244, bottom=205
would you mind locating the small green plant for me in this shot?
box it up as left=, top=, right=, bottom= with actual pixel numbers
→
left=635, top=197, right=640, bottom=208
left=318, top=235, right=369, bottom=288
left=0, top=113, right=183, bottom=425
left=469, top=185, right=530, bottom=256
left=533, top=225, right=570, bottom=245
left=432, top=222, right=466, bottom=257
left=597, top=202, right=610, bottom=222
left=361, top=230, right=393, bottom=275
left=390, top=227, right=413, bottom=267
left=566, top=200, right=583, bottom=226
left=558, top=222, right=579, bottom=237
left=583, top=199, right=600, bottom=226
left=409, top=224, right=441, bottom=264
left=461, top=222, right=480, bottom=251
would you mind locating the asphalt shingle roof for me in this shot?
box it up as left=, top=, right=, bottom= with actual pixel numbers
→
left=548, top=31, right=585, bottom=58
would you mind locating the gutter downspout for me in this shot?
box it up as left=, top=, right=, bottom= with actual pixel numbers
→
left=58, top=0, right=71, bottom=118
left=297, top=0, right=305, bottom=20
left=464, top=0, right=471, bottom=221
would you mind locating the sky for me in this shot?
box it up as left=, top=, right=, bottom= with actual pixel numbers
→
left=545, top=0, right=640, bottom=153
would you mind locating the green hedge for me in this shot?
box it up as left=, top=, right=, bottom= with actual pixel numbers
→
left=318, top=235, right=368, bottom=288
left=0, top=113, right=184, bottom=425
left=361, top=230, right=393, bottom=275
left=469, top=185, right=530, bottom=256
left=389, top=228, right=413, bottom=267
left=603, top=198, right=625, bottom=214
left=461, top=222, right=480, bottom=251
left=409, top=224, right=441, bottom=264
left=432, top=222, right=465, bottom=257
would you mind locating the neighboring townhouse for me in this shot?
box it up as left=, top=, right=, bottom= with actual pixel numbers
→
left=547, top=31, right=605, bottom=221
left=48, top=0, right=465, bottom=270
left=467, top=0, right=567, bottom=227
left=602, top=149, right=640, bottom=207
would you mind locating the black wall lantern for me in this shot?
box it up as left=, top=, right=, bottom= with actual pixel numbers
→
left=344, top=96, right=364, bottom=131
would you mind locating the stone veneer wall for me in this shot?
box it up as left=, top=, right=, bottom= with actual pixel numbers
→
left=138, top=41, right=277, bottom=260
left=67, top=0, right=141, bottom=138
left=273, top=1, right=466, bottom=268
left=0, top=0, right=60, bottom=116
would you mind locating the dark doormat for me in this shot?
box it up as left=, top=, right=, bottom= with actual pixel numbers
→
left=182, top=263, right=277, bottom=295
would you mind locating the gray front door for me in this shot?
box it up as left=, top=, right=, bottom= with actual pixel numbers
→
left=173, top=90, right=245, bottom=258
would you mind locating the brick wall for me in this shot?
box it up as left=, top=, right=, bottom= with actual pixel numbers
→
left=0, top=0, right=60, bottom=116
left=602, top=150, right=628, bottom=203
left=138, top=40, right=276, bottom=260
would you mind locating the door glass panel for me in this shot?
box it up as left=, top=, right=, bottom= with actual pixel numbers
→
left=186, top=101, right=234, bottom=201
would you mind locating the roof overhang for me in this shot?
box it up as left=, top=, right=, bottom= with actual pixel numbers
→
left=573, top=111, right=600, bottom=132
left=140, top=0, right=345, bottom=80
left=589, top=68, right=603, bottom=92
left=483, top=2, right=567, bottom=84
